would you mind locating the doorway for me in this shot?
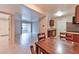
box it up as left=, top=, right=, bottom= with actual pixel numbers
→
left=22, top=23, right=31, bottom=33
left=20, top=22, right=32, bottom=47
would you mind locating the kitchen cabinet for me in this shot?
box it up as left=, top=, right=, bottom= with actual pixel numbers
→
left=66, top=32, right=79, bottom=43
left=75, top=5, right=79, bottom=23
left=47, top=29, right=56, bottom=37
left=66, top=33, right=73, bottom=41
left=73, top=34, right=79, bottom=43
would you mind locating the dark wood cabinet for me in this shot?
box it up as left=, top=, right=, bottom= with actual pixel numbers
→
left=47, top=29, right=56, bottom=37
left=66, top=33, right=73, bottom=41
left=66, top=32, right=79, bottom=43
left=75, top=5, right=79, bottom=23
left=73, top=34, right=79, bottom=43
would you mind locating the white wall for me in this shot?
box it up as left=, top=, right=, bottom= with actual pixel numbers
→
left=39, top=17, right=46, bottom=33
left=39, top=16, right=48, bottom=38
left=14, top=13, right=22, bottom=35
left=32, top=21, right=39, bottom=35
left=31, top=9, right=40, bottom=35
left=55, top=16, right=73, bottom=36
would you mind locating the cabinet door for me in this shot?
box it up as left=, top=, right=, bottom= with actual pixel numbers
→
left=75, top=5, right=79, bottom=23
left=66, top=33, right=73, bottom=41
left=73, top=34, right=77, bottom=42
left=73, top=34, right=79, bottom=43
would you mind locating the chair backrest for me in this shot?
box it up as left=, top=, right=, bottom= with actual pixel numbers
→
left=66, top=33, right=73, bottom=41
left=37, top=33, right=46, bottom=41
left=30, top=45, right=36, bottom=54
left=60, top=32, right=66, bottom=38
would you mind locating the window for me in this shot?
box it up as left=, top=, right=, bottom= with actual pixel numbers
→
left=22, top=23, right=31, bottom=33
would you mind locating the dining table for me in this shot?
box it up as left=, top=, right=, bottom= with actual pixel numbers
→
left=35, top=37, right=79, bottom=54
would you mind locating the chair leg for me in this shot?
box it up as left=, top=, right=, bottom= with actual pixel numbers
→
left=36, top=45, right=41, bottom=54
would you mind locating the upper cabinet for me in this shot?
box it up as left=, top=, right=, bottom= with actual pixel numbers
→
left=75, top=5, right=79, bottom=23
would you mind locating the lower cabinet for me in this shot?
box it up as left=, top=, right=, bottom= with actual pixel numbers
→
left=66, top=33, right=73, bottom=41
left=66, top=33, right=79, bottom=43
left=47, top=29, right=56, bottom=37
left=73, top=34, right=79, bottom=43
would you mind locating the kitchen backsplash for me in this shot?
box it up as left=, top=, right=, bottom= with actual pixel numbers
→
left=66, top=22, right=79, bottom=32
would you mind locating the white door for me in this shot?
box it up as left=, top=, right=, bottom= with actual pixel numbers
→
left=0, top=13, right=10, bottom=48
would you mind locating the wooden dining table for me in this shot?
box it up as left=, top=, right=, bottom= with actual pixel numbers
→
left=35, top=37, right=79, bottom=54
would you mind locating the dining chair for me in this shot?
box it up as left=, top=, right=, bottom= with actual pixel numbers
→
left=30, top=45, right=36, bottom=54
left=60, top=32, right=66, bottom=39
left=66, top=33, right=73, bottom=41
left=37, top=33, right=46, bottom=41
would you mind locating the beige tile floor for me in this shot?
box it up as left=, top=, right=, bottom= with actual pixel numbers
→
left=0, top=33, right=37, bottom=54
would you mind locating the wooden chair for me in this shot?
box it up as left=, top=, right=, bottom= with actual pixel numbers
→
left=30, top=45, right=36, bottom=54
left=60, top=32, right=66, bottom=39
left=37, top=33, right=46, bottom=41
left=66, top=33, right=73, bottom=41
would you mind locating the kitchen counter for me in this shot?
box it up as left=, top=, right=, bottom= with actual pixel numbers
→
left=65, top=32, right=79, bottom=43
left=67, top=32, right=79, bottom=35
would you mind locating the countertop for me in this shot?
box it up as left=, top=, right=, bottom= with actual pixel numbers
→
left=67, top=32, right=79, bottom=34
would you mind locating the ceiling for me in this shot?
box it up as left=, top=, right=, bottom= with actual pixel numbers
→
left=25, top=4, right=76, bottom=17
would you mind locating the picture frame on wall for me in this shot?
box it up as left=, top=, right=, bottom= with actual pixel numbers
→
left=49, top=20, right=54, bottom=26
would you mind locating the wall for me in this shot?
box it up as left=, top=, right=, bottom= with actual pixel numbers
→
left=14, top=13, right=22, bottom=35
left=67, top=22, right=79, bottom=32
left=32, top=22, right=39, bottom=35
left=31, top=9, right=40, bottom=35
left=39, top=17, right=46, bottom=33
left=39, top=16, right=48, bottom=37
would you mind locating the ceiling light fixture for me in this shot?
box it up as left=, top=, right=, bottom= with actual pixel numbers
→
left=54, top=11, right=64, bottom=17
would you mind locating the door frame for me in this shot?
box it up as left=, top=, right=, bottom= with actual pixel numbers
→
left=0, top=11, right=13, bottom=42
